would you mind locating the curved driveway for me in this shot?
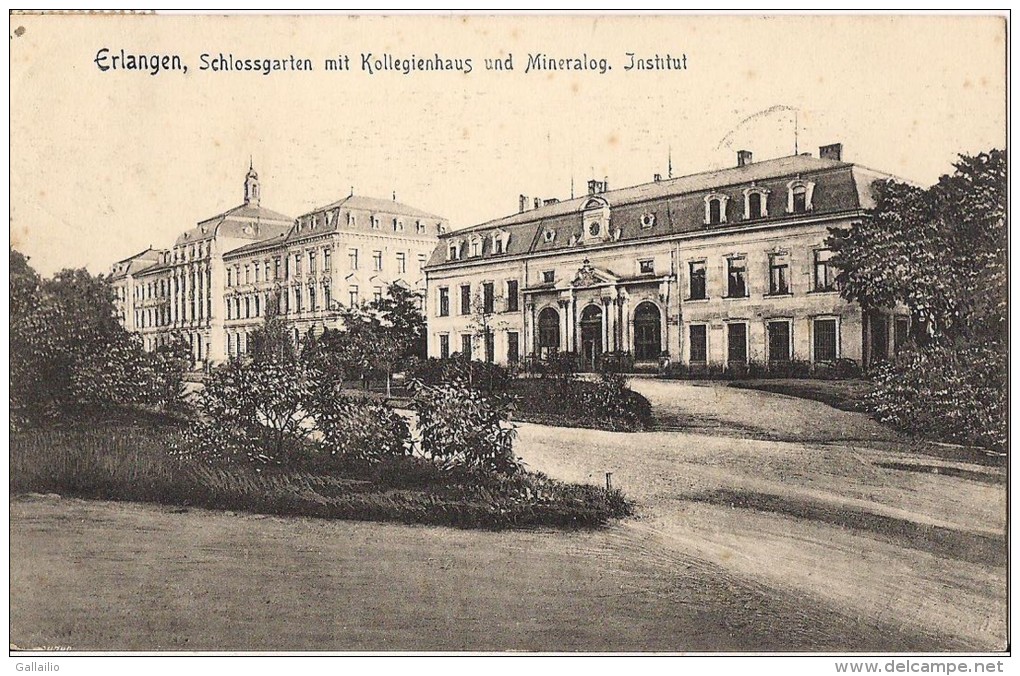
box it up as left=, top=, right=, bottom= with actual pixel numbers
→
left=515, top=378, right=1006, bottom=651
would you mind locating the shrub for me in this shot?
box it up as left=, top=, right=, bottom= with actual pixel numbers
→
left=866, top=342, right=1006, bottom=452
left=409, top=357, right=514, bottom=399
left=308, top=389, right=411, bottom=466
left=189, top=357, right=314, bottom=466
left=412, top=379, right=520, bottom=474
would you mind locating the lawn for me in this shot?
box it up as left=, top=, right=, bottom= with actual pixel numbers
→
left=9, top=494, right=953, bottom=652
left=727, top=378, right=873, bottom=412
left=9, top=421, right=630, bottom=531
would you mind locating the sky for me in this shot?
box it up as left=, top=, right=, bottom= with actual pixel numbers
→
left=9, top=13, right=1007, bottom=277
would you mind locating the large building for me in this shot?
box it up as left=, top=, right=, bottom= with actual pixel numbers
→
left=424, top=145, right=910, bottom=370
left=111, top=164, right=444, bottom=365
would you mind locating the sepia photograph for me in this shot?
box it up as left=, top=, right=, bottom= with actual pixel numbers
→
left=7, top=10, right=1010, bottom=669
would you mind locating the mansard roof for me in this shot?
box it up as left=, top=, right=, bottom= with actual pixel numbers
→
left=109, top=247, right=164, bottom=279
left=175, top=202, right=294, bottom=246
left=426, top=153, right=900, bottom=268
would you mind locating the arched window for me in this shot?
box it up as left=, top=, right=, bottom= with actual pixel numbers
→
left=538, top=307, right=561, bottom=353
left=786, top=180, right=816, bottom=214
left=704, top=194, right=729, bottom=225
left=744, top=187, right=769, bottom=220
left=633, top=302, right=663, bottom=360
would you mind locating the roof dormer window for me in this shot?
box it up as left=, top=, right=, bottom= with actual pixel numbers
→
left=704, top=193, right=729, bottom=225
left=787, top=180, right=816, bottom=214
left=543, top=229, right=556, bottom=243
left=469, top=236, right=482, bottom=257
left=393, top=218, right=404, bottom=232
left=491, top=229, right=510, bottom=255
left=347, top=212, right=357, bottom=227
left=448, top=239, right=464, bottom=261
left=743, top=187, right=770, bottom=220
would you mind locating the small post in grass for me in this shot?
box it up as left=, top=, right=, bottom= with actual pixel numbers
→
left=605, top=472, right=613, bottom=491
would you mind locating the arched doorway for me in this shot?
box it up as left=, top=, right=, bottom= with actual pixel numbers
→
left=580, top=304, right=603, bottom=370
left=633, top=302, right=662, bottom=360
left=537, top=307, right=560, bottom=357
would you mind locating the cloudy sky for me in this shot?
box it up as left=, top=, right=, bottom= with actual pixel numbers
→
left=10, top=13, right=1006, bottom=276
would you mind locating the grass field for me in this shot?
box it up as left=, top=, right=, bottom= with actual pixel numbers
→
left=9, top=424, right=630, bottom=530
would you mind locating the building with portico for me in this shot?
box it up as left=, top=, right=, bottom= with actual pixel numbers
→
left=424, top=145, right=910, bottom=370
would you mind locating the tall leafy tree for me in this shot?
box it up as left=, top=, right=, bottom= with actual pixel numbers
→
left=827, top=149, right=1006, bottom=344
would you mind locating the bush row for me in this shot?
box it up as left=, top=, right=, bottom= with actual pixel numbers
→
left=659, top=358, right=863, bottom=381
left=865, top=343, right=1007, bottom=453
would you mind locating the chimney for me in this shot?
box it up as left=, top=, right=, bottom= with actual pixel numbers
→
left=519, top=194, right=529, bottom=213
left=603, top=176, right=609, bottom=192
left=819, top=143, right=843, bottom=161
left=534, top=197, right=541, bottom=210
left=543, top=198, right=560, bottom=206
left=737, top=150, right=753, bottom=167
left=587, top=179, right=598, bottom=196
left=653, top=173, right=662, bottom=182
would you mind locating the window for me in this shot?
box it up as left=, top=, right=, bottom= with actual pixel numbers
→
left=704, top=194, right=728, bottom=225
left=767, top=321, right=791, bottom=363
left=349, top=248, right=359, bottom=271
left=727, top=257, right=748, bottom=298
left=373, top=251, right=383, bottom=271
left=493, top=237, right=504, bottom=255
left=484, top=331, right=495, bottom=363
left=309, top=285, right=316, bottom=310
left=538, top=307, right=560, bottom=352
left=227, top=268, right=233, bottom=287
left=439, top=334, right=450, bottom=359
left=323, top=248, right=331, bottom=272
left=438, top=287, right=450, bottom=317
left=792, top=186, right=807, bottom=213
left=418, top=253, right=428, bottom=273
left=505, top=280, right=519, bottom=312
left=294, top=288, right=302, bottom=313
left=245, top=296, right=251, bottom=319
left=709, top=199, right=722, bottom=224
left=814, top=249, right=835, bottom=291
left=470, top=238, right=481, bottom=257
left=371, top=215, right=380, bottom=229
left=416, top=220, right=426, bottom=234
left=768, top=253, right=790, bottom=295
left=448, top=242, right=460, bottom=260
left=393, top=218, right=404, bottom=232
left=244, top=266, right=251, bottom=284
left=349, top=285, right=359, bottom=306
left=294, top=255, right=302, bottom=276
left=639, top=259, right=655, bottom=275
left=482, top=282, right=494, bottom=314
left=460, top=334, right=473, bottom=359
left=727, top=323, right=748, bottom=364
left=542, top=270, right=555, bottom=284
left=254, top=262, right=261, bottom=282
left=689, top=324, right=707, bottom=363
left=323, top=283, right=331, bottom=309
left=507, top=332, right=520, bottom=364
left=396, top=252, right=407, bottom=274
left=689, top=261, right=707, bottom=300
left=274, top=257, right=281, bottom=280
left=787, top=181, right=815, bottom=214
left=374, top=286, right=383, bottom=302
left=814, top=318, right=838, bottom=362
left=745, top=188, right=769, bottom=220
left=460, top=284, right=471, bottom=315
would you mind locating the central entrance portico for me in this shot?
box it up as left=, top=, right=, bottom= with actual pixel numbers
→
left=522, top=258, right=674, bottom=368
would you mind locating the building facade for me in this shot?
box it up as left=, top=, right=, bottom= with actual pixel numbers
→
left=111, top=165, right=444, bottom=365
left=425, top=146, right=909, bottom=370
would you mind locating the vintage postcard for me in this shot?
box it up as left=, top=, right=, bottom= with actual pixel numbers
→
left=7, top=10, right=1009, bottom=669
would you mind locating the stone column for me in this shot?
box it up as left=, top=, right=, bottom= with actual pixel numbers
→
left=557, top=299, right=569, bottom=352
